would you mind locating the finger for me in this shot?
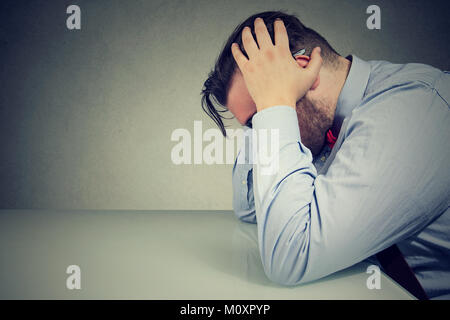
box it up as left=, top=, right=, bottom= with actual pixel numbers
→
left=254, top=17, right=273, bottom=49
left=231, top=43, right=248, bottom=70
left=241, top=26, right=259, bottom=58
left=305, top=47, right=323, bottom=78
left=274, top=19, right=289, bottom=48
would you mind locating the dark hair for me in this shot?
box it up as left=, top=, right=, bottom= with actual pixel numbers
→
left=201, top=11, right=340, bottom=136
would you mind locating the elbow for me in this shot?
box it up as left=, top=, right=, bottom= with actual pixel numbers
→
left=232, top=190, right=256, bottom=224
left=263, top=261, right=306, bottom=286
left=265, top=270, right=300, bottom=286
left=261, top=242, right=309, bottom=287
left=234, top=210, right=256, bottom=224
left=232, top=197, right=256, bottom=224
left=259, top=217, right=311, bottom=286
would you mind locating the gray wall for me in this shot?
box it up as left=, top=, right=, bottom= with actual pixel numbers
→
left=1, top=0, right=449, bottom=209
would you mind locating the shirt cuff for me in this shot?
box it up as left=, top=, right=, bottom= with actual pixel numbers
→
left=252, top=105, right=301, bottom=142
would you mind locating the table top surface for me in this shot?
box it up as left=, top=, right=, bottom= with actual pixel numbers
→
left=0, top=210, right=414, bottom=299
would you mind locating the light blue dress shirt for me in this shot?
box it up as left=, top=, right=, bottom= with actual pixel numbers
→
left=232, top=55, right=450, bottom=299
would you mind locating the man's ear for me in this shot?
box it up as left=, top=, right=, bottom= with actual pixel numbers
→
left=294, top=55, right=320, bottom=90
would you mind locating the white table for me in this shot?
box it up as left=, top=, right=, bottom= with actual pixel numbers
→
left=0, top=210, right=414, bottom=299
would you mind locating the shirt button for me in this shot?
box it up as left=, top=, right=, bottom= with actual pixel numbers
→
left=242, top=180, right=247, bottom=185
left=321, top=156, right=326, bottom=162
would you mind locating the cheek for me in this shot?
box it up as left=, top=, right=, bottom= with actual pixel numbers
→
left=235, top=102, right=257, bottom=125
left=228, top=94, right=257, bottom=125
left=227, top=72, right=257, bottom=125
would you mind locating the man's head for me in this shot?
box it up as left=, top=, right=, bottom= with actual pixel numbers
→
left=201, top=11, right=350, bottom=155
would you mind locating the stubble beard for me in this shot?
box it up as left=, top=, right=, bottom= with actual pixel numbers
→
left=295, top=96, right=334, bottom=156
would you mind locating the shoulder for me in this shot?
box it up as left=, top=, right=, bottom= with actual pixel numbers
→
left=341, top=60, right=449, bottom=161
left=365, top=59, right=443, bottom=95
left=347, top=60, right=447, bottom=136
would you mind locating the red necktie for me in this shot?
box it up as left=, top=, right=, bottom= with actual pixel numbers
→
left=326, top=129, right=337, bottom=149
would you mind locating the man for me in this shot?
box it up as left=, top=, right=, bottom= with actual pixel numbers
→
left=201, top=11, right=450, bottom=299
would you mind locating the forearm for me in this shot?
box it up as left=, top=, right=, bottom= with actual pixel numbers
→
left=232, top=129, right=256, bottom=224
left=252, top=106, right=317, bottom=284
left=232, top=160, right=256, bottom=223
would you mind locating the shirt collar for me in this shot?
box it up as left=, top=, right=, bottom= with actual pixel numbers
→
left=331, top=55, right=371, bottom=135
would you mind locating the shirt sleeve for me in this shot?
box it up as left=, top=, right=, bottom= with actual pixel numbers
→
left=251, top=86, right=450, bottom=286
left=231, top=129, right=256, bottom=224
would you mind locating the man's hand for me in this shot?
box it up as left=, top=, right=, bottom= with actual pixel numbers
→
left=231, top=18, right=322, bottom=111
